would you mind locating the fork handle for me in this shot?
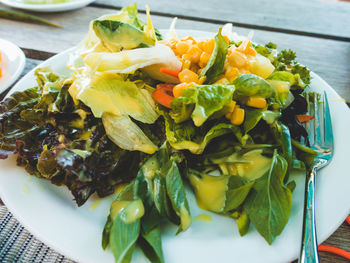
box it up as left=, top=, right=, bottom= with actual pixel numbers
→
left=298, top=167, right=319, bottom=263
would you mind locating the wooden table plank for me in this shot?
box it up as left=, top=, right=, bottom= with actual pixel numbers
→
left=1, top=4, right=349, bottom=101
left=94, top=0, right=350, bottom=40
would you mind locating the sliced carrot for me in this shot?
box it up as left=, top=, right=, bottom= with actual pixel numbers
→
left=346, top=216, right=350, bottom=225
left=152, top=84, right=175, bottom=108
left=160, top=68, right=180, bottom=78
left=318, top=245, right=350, bottom=260
left=296, top=114, right=314, bottom=123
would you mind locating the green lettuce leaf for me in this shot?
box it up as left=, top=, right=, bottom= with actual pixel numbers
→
left=93, top=20, right=155, bottom=52
left=199, top=28, right=228, bottom=84
left=71, top=75, right=158, bottom=123
left=170, top=84, right=235, bottom=126
left=160, top=110, right=248, bottom=154
left=165, top=161, right=191, bottom=234
left=102, top=113, right=158, bottom=154
left=232, top=74, right=275, bottom=98
left=138, top=227, right=164, bottom=263
left=0, top=68, right=145, bottom=206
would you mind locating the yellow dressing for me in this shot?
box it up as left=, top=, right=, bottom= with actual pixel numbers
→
left=189, top=173, right=229, bottom=213
left=89, top=199, right=101, bottom=211
left=110, top=200, right=131, bottom=220
left=234, top=149, right=272, bottom=180
left=180, top=203, right=192, bottom=231
left=141, top=158, right=159, bottom=179
left=193, top=214, right=212, bottom=222
left=22, top=176, right=32, bottom=194
left=120, top=199, right=145, bottom=224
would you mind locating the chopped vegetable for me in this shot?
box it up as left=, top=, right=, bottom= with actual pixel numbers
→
left=152, top=84, right=175, bottom=108
left=159, top=68, right=179, bottom=78
left=296, top=114, right=314, bottom=123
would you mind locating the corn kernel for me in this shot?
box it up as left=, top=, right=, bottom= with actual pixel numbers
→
left=199, top=52, right=211, bottom=68
left=246, top=47, right=257, bottom=56
left=198, top=40, right=206, bottom=50
left=182, top=53, right=192, bottom=61
left=225, top=67, right=239, bottom=82
left=228, top=50, right=247, bottom=68
left=231, top=106, right=245, bottom=125
left=190, top=63, right=200, bottom=73
left=182, top=36, right=197, bottom=44
left=238, top=40, right=251, bottom=53
left=167, top=38, right=178, bottom=49
left=214, top=77, right=229, bottom=84
left=173, top=83, right=192, bottom=98
left=223, top=35, right=230, bottom=44
left=178, top=69, right=199, bottom=83
left=188, top=45, right=202, bottom=63
left=203, top=38, right=215, bottom=54
left=182, top=59, right=191, bottom=70
left=176, top=41, right=190, bottom=55
left=225, top=111, right=233, bottom=119
left=246, top=97, right=267, bottom=109
left=228, top=100, right=236, bottom=113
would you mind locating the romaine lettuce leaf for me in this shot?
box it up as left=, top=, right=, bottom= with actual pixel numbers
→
left=71, top=75, right=158, bottom=124
left=82, top=44, right=181, bottom=75
left=199, top=28, right=228, bottom=84
left=102, top=113, right=158, bottom=154
left=232, top=74, right=275, bottom=98
left=170, top=83, right=235, bottom=126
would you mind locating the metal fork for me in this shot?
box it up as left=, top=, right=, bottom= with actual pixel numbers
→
left=298, top=91, right=334, bottom=263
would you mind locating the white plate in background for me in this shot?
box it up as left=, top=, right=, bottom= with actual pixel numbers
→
left=0, top=38, right=25, bottom=93
left=0, top=0, right=95, bottom=12
left=0, top=30, right=350, bottom=263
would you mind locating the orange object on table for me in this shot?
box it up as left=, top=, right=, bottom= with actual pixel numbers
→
left=0, top=52, right=2, bottom=78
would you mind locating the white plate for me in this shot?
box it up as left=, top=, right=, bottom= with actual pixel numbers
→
left=0, top=30, right=350, bottom=263
left=0, top=0, right=95, bottom=12
left=0, top=38, right=25, bottom=93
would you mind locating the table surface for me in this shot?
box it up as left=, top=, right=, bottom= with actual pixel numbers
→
left=0, top=0, right=350, bottom=262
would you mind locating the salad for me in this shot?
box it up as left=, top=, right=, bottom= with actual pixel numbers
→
left=0, top=3, right=317, bottom=262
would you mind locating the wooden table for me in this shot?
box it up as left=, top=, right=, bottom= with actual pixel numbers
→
left=0, top=0, right=349, bottom=262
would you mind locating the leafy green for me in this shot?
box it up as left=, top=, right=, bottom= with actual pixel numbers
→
left=199, top=28, right=228, bottom=84
left=0, top=68, right=146, bottom=206
left=244, top=150, right=292, bottom=244
left=138, top=227, right=164, bottom=263
left=224, top=176, right=255, bottom=212
left=109, top=203, right=141, bottom=263
left=170, top=83, right=235, bottom=126
left=243, top=108, right=280, bottom=134
left=93, top=20, right=155, bottom=52
left=232, top=74, right=275, bottom=98
left=236, top=209, right=250, bottom=236
left=255, top=42, right=311, bottom=88
left=160, top=110, right=248, bottom=154
left=102, top=113, right=158, bottom=154
left=71, top=75, right=158, bottom=123
left=165, top=161, right=191, bottom=233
